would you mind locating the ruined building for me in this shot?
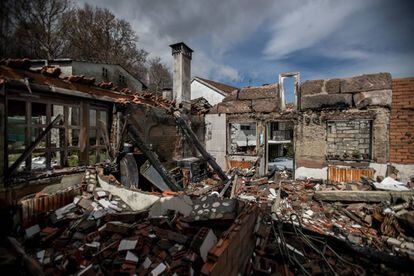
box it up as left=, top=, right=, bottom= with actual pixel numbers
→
left=0, top=42, right=413, bottom=275
left=207, top=72, right=414, bottom=184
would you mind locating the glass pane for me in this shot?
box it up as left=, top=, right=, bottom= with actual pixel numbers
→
left=51, top=151, right=62, bottom=168
left=52, top=105, right=64, bottom=125
left=8, top=126, right=25, bottom=150
left=69, top=107, right=80, bottom=126
left=100, top=111, right=107, bottom=124
left=68, top=129, right=79, bottom=147
left=31, top=102, right=47, bottom=125
left=8, top=100, right=26, bottom=124
left=51, top=128, right=64, bottom=148
left=31, top=127, right=46, bottom=148
left=31, top=152, right=47, bottom=170
left=8, top=153, right=25, bottom=171
left=89, top=129, right=96, bottom=146
left=89, top=110, right=96, bottom=127
left=68, top=150, right=80, bottom=167
left=89, top=151, right=97, bottom=165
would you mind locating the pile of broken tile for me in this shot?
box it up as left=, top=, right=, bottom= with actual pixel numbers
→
left=17, top=165, right=414, bottom=275
left=20, top=168, right=244, bottom=275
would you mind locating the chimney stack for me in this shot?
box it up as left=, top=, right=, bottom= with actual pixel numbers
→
left=170, top=42, right=193, bottom=109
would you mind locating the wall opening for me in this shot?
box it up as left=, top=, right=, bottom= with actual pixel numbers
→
left=279, top=72, right=300, bottom=110
left=228, top=122, right=257, bottom=155
left=266, top=121, right=294, bottom=174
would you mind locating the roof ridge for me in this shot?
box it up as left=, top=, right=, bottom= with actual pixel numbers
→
left=194, top=76, right=238, bottom=94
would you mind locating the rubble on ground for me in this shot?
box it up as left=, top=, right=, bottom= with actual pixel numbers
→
left=14, top=164, right=414, bottom=275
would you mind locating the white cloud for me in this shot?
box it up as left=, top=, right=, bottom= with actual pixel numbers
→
left=263, top=0, right=367, bottom=59
left=192, top=51, right=240, bottom=81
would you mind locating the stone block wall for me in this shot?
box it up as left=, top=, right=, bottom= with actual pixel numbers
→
left=211, top=84, right=280, bottom=114
left=300, top=73, right=392, bottom=110
left=326, top=120, right=371, bottom=159
left=390, top=78, right=414, bottom=164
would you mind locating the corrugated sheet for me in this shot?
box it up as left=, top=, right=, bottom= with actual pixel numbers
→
left=328, top=166, right=374, bottom=183
left=19, top=186, right=80, bottom=227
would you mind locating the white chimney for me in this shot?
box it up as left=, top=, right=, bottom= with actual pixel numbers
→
left=170, top=42, right=193, bottom=109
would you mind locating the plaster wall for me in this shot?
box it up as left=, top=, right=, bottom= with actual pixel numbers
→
left=191, top=80, right=225, bottom=106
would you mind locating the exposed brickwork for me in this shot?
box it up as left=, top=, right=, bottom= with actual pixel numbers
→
left=390, top=78, right=414, bottom=164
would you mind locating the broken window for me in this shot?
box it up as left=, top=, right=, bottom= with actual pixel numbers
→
left=6, top=99, right=85, bottom=172
left=228, top=123, right=257, bottom=155
left=89, top=106, right=109, bottom=164
left=326, top=120, right=372, bottom=160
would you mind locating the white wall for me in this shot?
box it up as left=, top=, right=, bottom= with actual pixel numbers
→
left=205, top=114, right=227, bottom=169
left=191, top=80, right=225, bottom=106
left=72, top=61, right=143, bottom=91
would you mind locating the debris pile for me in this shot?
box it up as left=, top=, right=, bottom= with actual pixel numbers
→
left=19, top=168, right=250, bottom=275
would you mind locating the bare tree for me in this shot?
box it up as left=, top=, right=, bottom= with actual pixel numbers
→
left=10, top=0, right=72, bottom=59
left=147, top=57, right=172, bottom=96
left=61, top=4, right=148, bottom=80
left=1, top=1, right=170, bottom=89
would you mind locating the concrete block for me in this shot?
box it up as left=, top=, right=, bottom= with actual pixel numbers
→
left=301, top=80, right=324, bottom=96
left=217, top=100, right=252, bottom=113
left=353, top=89, right=392, bottom=108
left=301, top=93, right=353, bottom=110
left=341, top=73, right=392, bottom=93
left=251, top=98, right=280, bottom=113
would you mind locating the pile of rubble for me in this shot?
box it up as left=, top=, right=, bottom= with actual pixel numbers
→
left=18, top=168, right=253, bottom=275
left=11, top=164, right=414, bottom=275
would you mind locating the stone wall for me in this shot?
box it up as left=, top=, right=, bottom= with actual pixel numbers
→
left=326, top=120, right=371, bottom=159
left=301, top=73, right=392, bottom=110
left=210, top=84, right=280, bottom=114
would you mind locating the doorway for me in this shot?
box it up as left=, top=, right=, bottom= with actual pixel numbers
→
left=266, top=121, right=294, bottom=178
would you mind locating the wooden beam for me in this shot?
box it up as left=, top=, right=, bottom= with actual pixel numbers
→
left=314, top=190, right=414, bottom=203
left=7, top=114, right=63, bottom=178
left=127, top=122, right=182, bottom=191
left=172, top=111, right=228, bottom=181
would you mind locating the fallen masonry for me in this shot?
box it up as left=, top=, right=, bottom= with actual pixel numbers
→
left=7, top=165, right=414, bottom=275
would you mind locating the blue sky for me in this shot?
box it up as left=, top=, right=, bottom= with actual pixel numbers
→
left=81, top=0, right=414, bottom=89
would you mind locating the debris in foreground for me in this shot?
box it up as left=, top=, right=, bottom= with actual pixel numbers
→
left=10, top=166, right=414, bottom=275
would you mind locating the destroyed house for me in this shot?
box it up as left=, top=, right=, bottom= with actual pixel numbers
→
left=0, top=46, right=414, bottom=275
left=0, top=61, right=123, bottom=199
left=207, top=72, right=414, bottom=183
left=0, top=43, right=209, bottom=203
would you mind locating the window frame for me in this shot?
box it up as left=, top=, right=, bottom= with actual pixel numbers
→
left=227, top=122, right=258, bottom=156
